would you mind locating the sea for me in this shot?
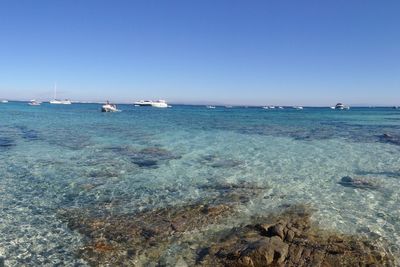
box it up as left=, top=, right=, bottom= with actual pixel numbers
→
left=1, top=102, right=400, bottom=265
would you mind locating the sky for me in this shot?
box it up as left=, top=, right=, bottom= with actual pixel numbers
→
left=0, top=0, right=399, bottom=106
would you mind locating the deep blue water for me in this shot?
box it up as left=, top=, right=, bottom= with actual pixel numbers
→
left=1, top=102, right=400, bottom=265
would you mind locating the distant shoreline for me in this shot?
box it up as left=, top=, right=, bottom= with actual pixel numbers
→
left=1, top=100, right=398, bottom=108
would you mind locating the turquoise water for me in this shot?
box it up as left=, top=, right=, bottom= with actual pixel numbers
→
left=1, top=102, right=400, bottom=265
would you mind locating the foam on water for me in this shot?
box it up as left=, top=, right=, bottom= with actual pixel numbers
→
left=1, top=103, right=400, bottom=265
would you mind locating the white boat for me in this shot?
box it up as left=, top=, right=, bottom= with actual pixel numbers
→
left=49, top=84, right=71, bottom=104
left=269, top=106, right=275, bottom=109
left=278, top=106, right=284, bottom=109
left=28, top=100, right=41, bottom=106
left=151, top=100, right=168, bottom=108
left=206, top=105, right=216, bottom=109
left=294, top=106, right=303, bottom=110
left=262, top=106, right=269, bottom=109
left=133, top=100, right=169, bottom=108
left=50, top=99, right=71, bottom=104
left=134, top=100, right=153, bottom=106
left=1, top=100, right=8, bottom=103
left=334, top=103, right=350, bottom=110
left=101, top=102, right=119, bottom=112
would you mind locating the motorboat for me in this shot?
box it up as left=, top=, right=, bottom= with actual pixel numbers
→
left=262, top=106, right=269, bottom=109
left=206, top=105, right=216, bottom=109
left=294, top=106, right=303, bottom=110
left=133, top=100, right=169, bottom=108
left=134, top=100, right=153, bottom=106
left=335, top=103, right=345, bottom=109
left=1, top=100, right=8, bottom=103
left=269, top=106, right=275, bottom=109
left=151, top=100, right=168, bottom=108
left=278, top=106, right=284, bottom=109
left=28, top=100, right=41, bottom=106
left=49, top=83, right=71, bottom=104
left=101, top=102, right=119, bottom=112
left=333, top=103, right=350, bottom=110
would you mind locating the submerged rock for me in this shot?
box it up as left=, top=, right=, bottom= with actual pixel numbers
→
left=379, top=133, right=400, bottom=146
left=338, top=176, right=379, bottom=190
left=201, top=205, right=394, bottom=266
left=59, top=181, right=266, bottom=265
left=0, top=137, right=15, bottom=149
left=47, top=133, right=92, bottom=150
left=60, top=203, right=234, bottom=265
left=106, top=146, right=180, bottom=168
left=15, top=125, right=40, bottom=141
left=60, top=188, right=393, bottom=266
left=201, top=154, right=242, bottom=168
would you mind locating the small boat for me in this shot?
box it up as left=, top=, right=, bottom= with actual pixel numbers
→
left=101, top=102, right=119, bottom=112
left=28, top=100, right=41, bottom=106
left=1, top=100, right=8, bottom=103
left=151, top=100, right=169, bottom=108
left=294, top=106, right=303, bottom=110
left=334, top=103, right=350, bottom=110
left=206, top=105, right=216, bottom=109
left=278, top=106, right=284, bottom=109
left=262, top=106, right=269, bottom=109
left=269, top=106, right=275, bottom=109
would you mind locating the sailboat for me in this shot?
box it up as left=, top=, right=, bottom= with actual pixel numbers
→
left=49, top=83, right=71, bottom=104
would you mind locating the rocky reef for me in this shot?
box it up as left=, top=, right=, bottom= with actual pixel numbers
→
left=59, top=183, right=394, bottom=266
left=62, top=203, right=234, bottom=266
left=201, top=205, right=394, bottom=266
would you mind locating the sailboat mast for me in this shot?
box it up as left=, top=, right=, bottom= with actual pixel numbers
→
left=54, top=83, right=57, bottom=99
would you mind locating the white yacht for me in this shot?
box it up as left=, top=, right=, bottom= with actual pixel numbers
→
left=262, top=106, right=269, bottom=109
left=294, top=106, right=303, bottom=110
left=101, top=101, right=119, bottom=112
left=49, top=84, right=71, bottom=105
left=134, top=100, right=153, bottom=106
left=1, top=100, right=8, bottom=103
left=28, top=100, right=41, bottom=106
left=333, top=103, right=350, bottom=110
left=133, top=100, right=169, bottom=108
left=151, top=100, right=169, bottom=108
left=206, top=105, right=216, bottom=109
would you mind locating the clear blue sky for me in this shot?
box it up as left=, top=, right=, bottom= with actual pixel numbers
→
left=0, top=0, right=399, bottom=105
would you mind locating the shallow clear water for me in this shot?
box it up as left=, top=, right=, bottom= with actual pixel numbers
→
left=1, top=102, right=400, bottom=265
